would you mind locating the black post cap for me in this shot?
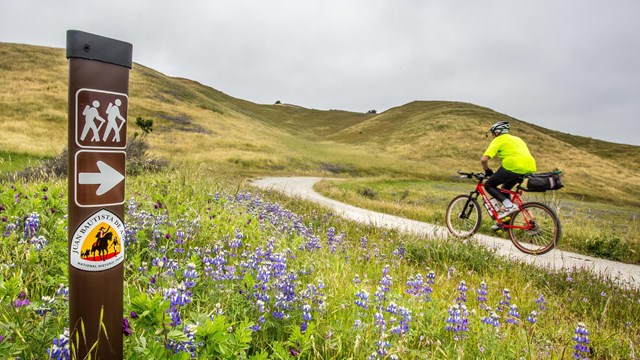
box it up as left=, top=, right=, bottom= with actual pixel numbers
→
left=66, top=30, right=133, bottom=68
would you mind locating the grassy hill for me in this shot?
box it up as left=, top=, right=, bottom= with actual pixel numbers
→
left=1, top=42, right=640, bottom=206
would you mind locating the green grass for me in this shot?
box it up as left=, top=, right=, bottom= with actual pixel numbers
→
left=314, top=177, right=640, bottom=264
left=2, top=42, right=640, bottom=206
left=0, top=150, right=50, bottom=175
left=1, top=166, right=638, bottom=358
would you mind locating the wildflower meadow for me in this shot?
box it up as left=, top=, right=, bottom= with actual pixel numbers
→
left=0, top=168, right=639, bottom=359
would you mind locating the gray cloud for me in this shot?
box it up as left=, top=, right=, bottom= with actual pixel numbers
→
left=1, top=0, right=638, bottom=144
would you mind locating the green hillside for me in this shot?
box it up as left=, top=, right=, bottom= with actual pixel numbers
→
left=1, top=42, right=639, bottom=205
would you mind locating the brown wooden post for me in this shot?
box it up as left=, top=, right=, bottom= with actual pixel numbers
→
left=66, top=30, right=132, bottom=359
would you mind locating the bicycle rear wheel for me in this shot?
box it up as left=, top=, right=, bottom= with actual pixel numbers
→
left=446, top=195, right=482, bottom=238
left=508, top=202, right=561, bottom=255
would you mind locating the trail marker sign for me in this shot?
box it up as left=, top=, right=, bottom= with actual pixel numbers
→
left=75, top=150, right=126, bottom=207
left=67, top=30, right=132, bottom=360
left=75, top=88, right=128, bottom=149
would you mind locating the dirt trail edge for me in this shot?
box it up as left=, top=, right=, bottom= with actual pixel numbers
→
left=251, top=176, right=640, bottom=290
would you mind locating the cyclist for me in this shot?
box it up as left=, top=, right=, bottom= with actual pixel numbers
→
left=481, top=121, right=537, bottom=219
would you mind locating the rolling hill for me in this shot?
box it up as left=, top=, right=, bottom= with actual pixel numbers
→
left=1, top=42, right=639, bottom=205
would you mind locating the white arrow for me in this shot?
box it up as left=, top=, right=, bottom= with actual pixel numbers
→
left=78, top=161, right=124, bottom=196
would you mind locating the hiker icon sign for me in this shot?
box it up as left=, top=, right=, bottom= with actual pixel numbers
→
left=76, top=88, right=128, bottom=149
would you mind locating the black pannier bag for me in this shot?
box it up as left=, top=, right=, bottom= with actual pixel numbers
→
left=525, top=171, right=564, bottom=192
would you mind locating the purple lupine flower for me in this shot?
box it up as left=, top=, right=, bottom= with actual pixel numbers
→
left=375, top=339, right=391, bottom=357
left=374, top=311, right=387, bottom=332
left=174, top=229, right=186, bottom=246
left=255, top=300, right=266, bottom=314
left=183, top=263, right=198, bottom=288
left=445, top=303, right=470, bottom=337
left=382, top=265, right=390, bottom=276
left=360, top=236, right=368, bottom=248
left=168, top=306, right=182, bottom=327
left=405, top=273, right=423, bottom=295
left=572, top=322, right=591, bottom=359
left=3, top=222, right=18, bottom=237
left=373, top=287, right=386, bottom=305
left=56, top=284, right=69, bottom=300
left=326, top=227, right=340, bottom=253
left=506, top=304, right=520, bottom=325
left=47, top=329, right=70, bottom=360
left=23, top=212, right=40, bottom=239
left=35, top=296, right=55, bottom=316
left=405, top=273, right=433, bottom=302
left=13, top=291, right=30, bottom=308
left=392, top=243, right=406, bottom=258
left=355, top=290, right=370, bottom=309
left=426, top=270, right=436, bottom=285
left=385, top=301, right=398, bottom=315
left=302, top=304, right=312, bottom=321
left=303, top=235, right=322, bottom=251
left=30, top=235, right=48, bottom=250
left=390, top=305, right=412, bottom=335
left=497, top=288, right=511, bottom=313
left=166, top=323, right=197, bottom=357
left=272, top=310, right=287, bottom=319
left=163, top=286, right=192, bottom=327
left=456, top=280, right=468, bottom=304
left=122, top=318, right=132, bottom=336
left=536, top=294, right=547, bottom=311
left=481, top=309, right=500, bottom=327
left=230, top=229, right=243, bottom=248
left=477, top=281, right=489, bottom=308
left=379, top=274, right=392, bottom=293
left=526, top=310, right=538, bottom=324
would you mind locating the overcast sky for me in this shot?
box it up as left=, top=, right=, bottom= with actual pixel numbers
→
left=2, top=0, right=639, bottom=145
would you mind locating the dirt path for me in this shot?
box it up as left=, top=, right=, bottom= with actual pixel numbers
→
left=252, top=176, right=640, bottom=290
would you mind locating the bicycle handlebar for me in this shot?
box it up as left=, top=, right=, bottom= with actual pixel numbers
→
left=456, top=170, right=487, bottom=181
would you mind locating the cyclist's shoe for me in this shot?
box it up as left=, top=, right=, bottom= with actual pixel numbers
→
left=491, top=223, right=503, bottom=231
left=498, top=205, right=518, bottom=219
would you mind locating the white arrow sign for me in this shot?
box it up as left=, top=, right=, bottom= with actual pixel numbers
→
left=78, top=161, right=124, bottom=196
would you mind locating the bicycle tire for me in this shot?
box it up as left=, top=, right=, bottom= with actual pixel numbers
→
left=508, top=202, right=561, bottom=255
left=446, top=195, right=482, bottom=238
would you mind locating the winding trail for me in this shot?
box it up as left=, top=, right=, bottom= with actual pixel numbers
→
left=251, top=176, right=640, bottom=290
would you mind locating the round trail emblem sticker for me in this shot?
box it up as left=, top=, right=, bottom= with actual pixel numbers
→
left=70, top=209, right=125, bottom=271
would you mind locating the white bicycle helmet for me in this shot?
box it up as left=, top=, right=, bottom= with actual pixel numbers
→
left=488, top=121, right=510, bottom=136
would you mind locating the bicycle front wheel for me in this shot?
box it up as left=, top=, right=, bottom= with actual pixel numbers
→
left=446, top=195, right=482, bottom=238
left=508, top=202, right=561, bottom=255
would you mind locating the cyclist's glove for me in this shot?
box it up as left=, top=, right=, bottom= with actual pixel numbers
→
left=485, top=168, right=494, bottom=177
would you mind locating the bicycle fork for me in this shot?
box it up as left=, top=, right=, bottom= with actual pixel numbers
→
left=459, top=192, right=480, bottom=219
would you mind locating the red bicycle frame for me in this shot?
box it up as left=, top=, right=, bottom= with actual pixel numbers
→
left=473, top=180, right=531, bottom=230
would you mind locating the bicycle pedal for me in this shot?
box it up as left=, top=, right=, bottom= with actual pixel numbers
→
left=491, top=223, right=503, bottom=231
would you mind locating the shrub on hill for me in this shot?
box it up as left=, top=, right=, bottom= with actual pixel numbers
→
left=9, top=117, right=167, bottom=181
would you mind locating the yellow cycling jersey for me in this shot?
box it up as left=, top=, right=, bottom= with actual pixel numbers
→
left=483, top=134, right=537, bottom=174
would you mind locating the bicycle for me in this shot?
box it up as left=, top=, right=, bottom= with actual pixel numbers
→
left=445, top=170, right=561, bottom=255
